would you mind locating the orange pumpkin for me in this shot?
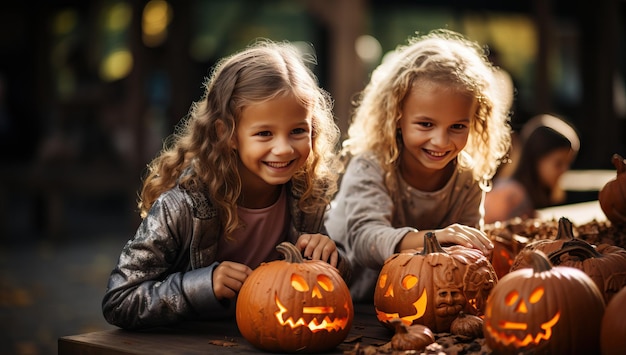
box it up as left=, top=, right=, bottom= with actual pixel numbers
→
left=374, top=232, right=497, bottom=333
left=548, top=239, right=626, bottom=303
left=599, top=153, right=626, bottom=225
left=235, top=242, right=353, bottom=353
left=509, top=217, right=575, bottom=271
left=600, top=286, right=626, bottom=354
left=484, top=250, right=605, bottom=354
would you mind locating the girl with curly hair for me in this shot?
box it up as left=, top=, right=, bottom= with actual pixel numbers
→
left=325, top=29, right=512, bottom=301
left=103, top=40, right=349, bottom=329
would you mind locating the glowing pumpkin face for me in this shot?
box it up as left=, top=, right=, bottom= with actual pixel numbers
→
left=274, top=273, right=351, bottom=332
left=376, top=266, right=429, bottom=326
left=484, top=250, right=605, bottom=354
left=375, top=233, right=497, bottom=333
left=236, top=242, right=353, bottom=353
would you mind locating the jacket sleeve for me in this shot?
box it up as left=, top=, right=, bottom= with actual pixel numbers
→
left=101, top=190, right=232, bottom=329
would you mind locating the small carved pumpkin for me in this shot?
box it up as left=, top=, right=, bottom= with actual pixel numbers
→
left=599, top=153, right=626, bottom=225
left=484, top=250, right=605, bottom=354
left=548, top=239, right=626, bottom=303
left=600, top=285, right=626, bottom=354
left=236, top=242, right=353, bottom=353
left=510, top=217, right=575, bottom=271
left=374, top=232, right=497, bottom=333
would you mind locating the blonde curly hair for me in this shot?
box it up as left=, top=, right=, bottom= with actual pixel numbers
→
left=138, top=40, right=341, bottom=239
left=342, top=29, right=511, bottom=191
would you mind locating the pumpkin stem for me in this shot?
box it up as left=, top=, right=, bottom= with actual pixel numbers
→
left=547, top=239, right=602, bottom=265
left=556, top=217, right=575, bottom=241
left=420, top=232, right=447, bottom=255
left=390, top=318, right=408, bottom=334
left=525, top=250, right=553, bottom=273
left=612, top=153, right=626, bottom=174
left=276, top=241, right=305, bottom=263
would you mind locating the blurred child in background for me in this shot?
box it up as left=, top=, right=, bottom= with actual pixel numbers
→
left=484, top=114, right=580, bottom=223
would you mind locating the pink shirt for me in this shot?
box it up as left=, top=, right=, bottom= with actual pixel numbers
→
left=216, top=187, right=289, bottom=269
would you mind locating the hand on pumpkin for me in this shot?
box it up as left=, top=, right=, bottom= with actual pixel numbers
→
left=397, top=223, right=493, bottom=255
left=296, top=233, right=339, bottom=268
left=434, top=223, right=493, bottom=253
left=212, top=261, right=253, bottom=300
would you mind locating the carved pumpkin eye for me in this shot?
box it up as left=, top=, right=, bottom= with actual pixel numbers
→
left=529, top=287, right=544, bottom=303
left=379, top=274, right=388, bottom=288
left=402, top=275, right=418, bottom=290
left=317, top=275, right=334, bottom=292
left=505, top=290, right=519, bottom=306
left=291, top=273, right=309, bottom=292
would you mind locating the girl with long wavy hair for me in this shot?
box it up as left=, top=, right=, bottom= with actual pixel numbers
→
left=103, top=40, right=348, bottom=329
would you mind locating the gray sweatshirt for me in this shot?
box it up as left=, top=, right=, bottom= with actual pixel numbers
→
left=324, top=153, right=481, bottom=301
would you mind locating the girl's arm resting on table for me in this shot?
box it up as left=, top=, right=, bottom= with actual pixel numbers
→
left=103, top=262, right=233, bottom=330
left=102, top=193, right=233, bottom=330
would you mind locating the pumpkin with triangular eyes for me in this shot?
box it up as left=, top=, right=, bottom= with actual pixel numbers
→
left=236, top=242, right=353, bottom=353
left=484, top=250, right=605, bottom=354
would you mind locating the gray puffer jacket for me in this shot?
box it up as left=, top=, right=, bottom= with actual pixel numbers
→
left=102, top=183, right=350, bottom=329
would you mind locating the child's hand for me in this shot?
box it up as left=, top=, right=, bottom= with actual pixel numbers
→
left=434, top=223, right=493, bottom=254
left=212, top=261, right=253, bottom=300
left=296, top=234, right=339, bottom=268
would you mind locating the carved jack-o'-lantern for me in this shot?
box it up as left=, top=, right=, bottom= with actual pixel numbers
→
left=374, top=232, right=497, bottom=333
left=236, top=242, right=353, bottom=353
left=484, top=250, right=605, bottom=354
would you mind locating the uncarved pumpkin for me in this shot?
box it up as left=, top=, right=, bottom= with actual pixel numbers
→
left=236, top=242, right=353, bottom=353
left=600, top=285, right=626, bottom=354
left=374, top=232, right=497, bottom=333
left=548, top=239, right=626, bottom=303
left=509, top=217, right=575, bottom=271
left=599, top=153, right=626, bottom=225
left=484, top=250, right=605, bottom=354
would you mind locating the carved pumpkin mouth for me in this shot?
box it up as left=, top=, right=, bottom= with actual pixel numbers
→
left=484, top=311, right=561, bottom=347
left=274, top=295, right=351, bottom=332
left=375, top=288, right=428, bottom=326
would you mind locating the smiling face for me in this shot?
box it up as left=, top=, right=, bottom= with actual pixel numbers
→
left=232, top=94, right=312, bottom=202
left=398, top=81, right=474, bottom=190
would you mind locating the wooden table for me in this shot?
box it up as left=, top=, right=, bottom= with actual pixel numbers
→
left=58, top=304, right=392, bottom=354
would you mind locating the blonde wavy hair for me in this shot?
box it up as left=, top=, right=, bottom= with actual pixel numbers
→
left=138, top=40, right=341, bottom=239
left=342, top=29, right=511, bottom=191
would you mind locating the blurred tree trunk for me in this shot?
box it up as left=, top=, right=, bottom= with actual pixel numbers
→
left=577, top=0, right=622, bottom=168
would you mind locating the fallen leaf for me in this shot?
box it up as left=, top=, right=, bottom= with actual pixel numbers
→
left=208, top=339, right=238, bottom=347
